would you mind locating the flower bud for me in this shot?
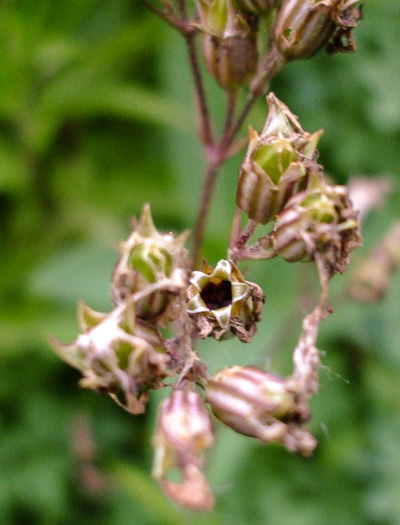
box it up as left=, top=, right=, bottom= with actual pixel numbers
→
left=52, top=301, right=168, bottom=412
left=274, top=0, right=361, bottom=60
left=206, top=366, right=316, bottom=455
left=152, top=389, right=215, bottom=510
left=196, top=0, right=259, bottom=91
left=272, top=172, right=361, bottom=275
left=187, top=259, right=265, bottom=342
left=237, top=93, right=323, bottom=224
left=111, top=204, right=189, bottom=323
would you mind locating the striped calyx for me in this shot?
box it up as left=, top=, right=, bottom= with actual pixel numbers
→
left=196, top=0, right=259, bottom=91
left=187, top=259, right=265, bottom=342
left=206, top=365, right=318, bottom=456
left=236, top=93, right=323, bottom=224
left=274, top=0, right=362, bottom=60
left=207, top=366, right=295, bottom=424
left=111, top=204, right=189, bottom=324
left=272, top=172, right=362, bottom=275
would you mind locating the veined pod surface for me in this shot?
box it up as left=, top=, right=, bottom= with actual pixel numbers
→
left=236, top=93, right=323, bottom=224
left=202, top=31, right=258, bottom=91
left=274, top=0, right=340, bottom=59
left=196, top=0, right=259, bottom=91
left=272, top=172, right=361, bottom=275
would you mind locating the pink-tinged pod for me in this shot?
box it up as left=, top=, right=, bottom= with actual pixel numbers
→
left=152, top=389, right=215, bottom=510
left=206, top=365, right=317, bottom=456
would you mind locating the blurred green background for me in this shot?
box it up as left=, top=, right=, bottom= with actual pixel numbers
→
left=1, top=1, right=400, bottom=524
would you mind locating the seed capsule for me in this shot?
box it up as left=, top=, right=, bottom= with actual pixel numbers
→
left=202, top=31, right=258, bottom=91
left=273, top=172, right=361, bottom=275
left=52, top=301, right=168, bottom=412
left=206, top=365, right=317, bottom=456
left=196, top=0, right=259, bottom=91
left=274, top=0, right=362, bottom=60
left=111, top=204, right=189, bottom=324
left=187, top=259, right=265, bottom=342
left=237, top=93, right=323, bottom=224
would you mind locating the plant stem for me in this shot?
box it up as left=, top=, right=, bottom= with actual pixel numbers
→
left=176, top=0, right=186, bottom=16
left=221, top=91, right=238, bottom=146
left=147, top=5, right=286, bottom=268
left=185, top=32, right=214, bottom=146
left=192, top=160, right=219, bottom=268
left=226, top=48, right=285, bottom=145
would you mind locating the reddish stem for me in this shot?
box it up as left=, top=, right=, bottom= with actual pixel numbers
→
left=192, top=160, right=219, bottom=268
left=185, top=32, right=214, bottom=146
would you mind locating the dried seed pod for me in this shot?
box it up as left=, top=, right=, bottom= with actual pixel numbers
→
left=152, top=389, right=215, bottom=510
left=206, top=366, right=316, bottom=456
left=52, top=301, right=168, bottom=412
left=274, top=0, right=362, bottom=60
left=272, top=172, right=362, bottom=275
left=187, top=259, right=265, bottom=342
left=111, top=204, right=189, bottom=324
left=202, top=31, right=258, bottom=91
left=196, top=0, right=259, bottom=91
left=237, top=93, right=323, bottom=224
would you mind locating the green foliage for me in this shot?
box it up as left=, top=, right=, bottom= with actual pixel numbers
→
left=1, top=0, right=399, bottom=523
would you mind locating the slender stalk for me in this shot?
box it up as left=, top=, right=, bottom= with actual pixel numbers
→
left=144, top=1, right=192, bottom=33
left=229, top=207, right=242, bottom=252
left=192, top=161, right=219, bottom=268
left=226, top=91, right=258, bottom=146
left=237, top=219, right=258, bottom=247
left=185, top=32, right=214, bottom=146
left=221, top=91, right=238, bottom=146
left=226, top=48, right=285, bottom=145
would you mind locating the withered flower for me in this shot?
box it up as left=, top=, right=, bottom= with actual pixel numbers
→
left=152, top=389, right=215, bottom=510
left=349, top=222, right=400, bottom=302
left=187, top=259, right=265, bottom=342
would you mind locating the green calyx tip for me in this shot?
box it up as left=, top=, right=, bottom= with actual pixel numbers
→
left=136, top=203, right=157, bottom=238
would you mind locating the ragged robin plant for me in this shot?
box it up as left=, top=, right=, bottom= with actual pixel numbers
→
left=53, top=0, right=364, bottom=510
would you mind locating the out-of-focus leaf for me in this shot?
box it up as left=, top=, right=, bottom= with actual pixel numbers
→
left=113, top=464, right=187, bottom=525
left=30, top=242, right=117, bottom=310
